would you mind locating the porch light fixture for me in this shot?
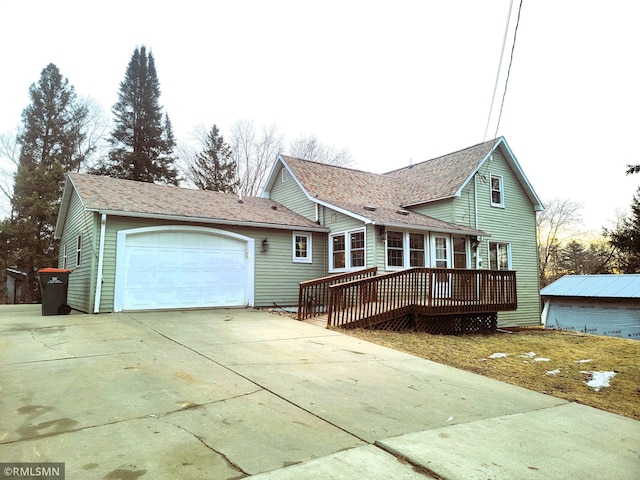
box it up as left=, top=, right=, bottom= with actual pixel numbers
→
left=262, top=238, right=270, bottom=253
left=378, top=226, right=386, bottom=243
left=471, top=236, right=480, bottom=249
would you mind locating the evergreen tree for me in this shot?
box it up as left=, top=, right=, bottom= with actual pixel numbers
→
left=187, top=125, right=239, bottom=193
left=93, top=46, right=178, bottom=185
left=10, top=64, right=87, bottom=302
left=606, top=187, right=640, bottom=273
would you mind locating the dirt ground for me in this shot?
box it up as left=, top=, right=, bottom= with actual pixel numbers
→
left=340, top=328, right=640, bottom=420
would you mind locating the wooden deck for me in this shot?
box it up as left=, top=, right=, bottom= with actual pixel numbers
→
left=299, top=267, right=517, bottom=330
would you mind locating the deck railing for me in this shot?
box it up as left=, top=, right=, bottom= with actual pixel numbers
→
left=298, top=267, right=377, bottom=320
left=327, top=268, right=517, bottom=328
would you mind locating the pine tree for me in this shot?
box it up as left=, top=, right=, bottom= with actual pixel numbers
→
left=10, top=64, right=87, bottom=302
left=93, top=46, right=178, bottom=185
left=607, top=187, right=640, bottom=273
left=187, top=125, right=239, bottom=193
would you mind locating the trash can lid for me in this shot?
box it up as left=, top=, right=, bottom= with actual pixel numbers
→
left=38, top=268, right=73, bottom=273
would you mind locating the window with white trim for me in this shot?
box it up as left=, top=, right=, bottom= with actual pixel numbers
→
left=489, top=242, right=510, bottom=270
left=490, top=174, right=504, bottom=207
left=434, top=236, right=449, bottom=268
left=293, top=232, right=312, bottom=263
left=453, top=237, right=468, bottom=269
left=386, top=231, right=404, bottom=267
left=330, top=229, right=365, bottom=271
left=409, top=233, right=425, bottom=267
left=76, top=234, right=82, bottom=267
left=281, top=168, right=289, bottom=182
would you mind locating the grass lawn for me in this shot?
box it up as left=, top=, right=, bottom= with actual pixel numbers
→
left=340, top=328, right=640, bottom=420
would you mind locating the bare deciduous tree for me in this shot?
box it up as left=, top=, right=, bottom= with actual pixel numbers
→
left=230, top=120, right=284, bottom=197
left=537, top=198, right=583, bottom=286
left=288, top=133, right=354, bottom=167
left=0, top=129, right=20, bottom=217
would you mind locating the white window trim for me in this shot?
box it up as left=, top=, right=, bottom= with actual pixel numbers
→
left=431, top=235, right=452, bottom=268
left=452, top=236, right=470, bottom=269
left=76, top=234, right=82, bottom=267
left=292, top=232, right=312, bottom=263
left=488, top=241, right=512, bottom=270
left=385, top=231, right=429, bottom=270
left=329, top=228, right=366, bottom=272
left=490, top=174, right=505, bottom=208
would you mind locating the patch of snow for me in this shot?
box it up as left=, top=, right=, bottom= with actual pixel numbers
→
left=519, top=352, right=536, bottom=358
left=489, top=352, right=508, bottom=359
left=575, top=359, right=592, bottom=364
left=546, top=369, right=561, bottom=376
left=534, top=357, right=551, bottom=362
left=446, top=416, right=454, bottom=422
left=581, top=371, right=616, bottom=391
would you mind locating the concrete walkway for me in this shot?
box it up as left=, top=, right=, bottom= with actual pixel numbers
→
left=1, top=305, right=638, bottom=479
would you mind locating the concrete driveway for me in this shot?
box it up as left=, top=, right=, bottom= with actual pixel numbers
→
left=1, top=305, right=638, bottom=479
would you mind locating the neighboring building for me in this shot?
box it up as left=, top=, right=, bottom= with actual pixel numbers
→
left=6, top=268, right=27, bottom=304
left=541, top=274, right=640, bottom=340
left=55, top=137, right=543, bottom=326
left=264, top=137, right=543, bottom=327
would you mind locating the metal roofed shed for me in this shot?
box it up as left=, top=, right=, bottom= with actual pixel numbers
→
left=541, top=274, right=640, bottom=340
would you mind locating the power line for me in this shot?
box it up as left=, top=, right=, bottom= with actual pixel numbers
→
left=493, top=0, right=524, bottom=140
left=484, top=0, right=514, bottom=142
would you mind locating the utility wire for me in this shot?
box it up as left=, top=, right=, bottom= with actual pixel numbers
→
left=484, top=0, right=514, bottom=142
left=493, top=0, right=524, bottom=140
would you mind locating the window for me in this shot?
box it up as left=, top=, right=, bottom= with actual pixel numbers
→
left=409, top=233, right=425, bottom=267
left=491, top=174, right=504, bottom=207
left=330, top=229, right=366, bottom=271
left=453, top=237, right=467, bottom=268
left=434, top=237, right=448, bottom=268
left=386, top=231, right=404, bottom=267
left=62, top=244, right=68, bottom=269
left=293, top=232, right=312, bottom=263
left=281, top=168, right=289, bottom=182
left=76, top=234, right=82, bottom=267
left=350, top=231, right=365, bottom=267
left=489, top=242, right=510, bottom=270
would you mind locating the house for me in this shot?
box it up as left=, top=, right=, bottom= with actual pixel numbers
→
left=541, top=274, right=640, bottom=340
left=55, top=136, right=543, bottom=327
left=6, top=268, right=27, bottom=304
left=264, top=136, right=543, bottom=327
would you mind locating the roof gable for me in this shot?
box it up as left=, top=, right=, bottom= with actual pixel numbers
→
left=55, top=173, right=328, bottom=238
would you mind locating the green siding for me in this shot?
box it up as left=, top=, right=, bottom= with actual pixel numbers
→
left=269, top=165, right=317, bottom=220
left=413, top=199, right=455, bottom=224
left=94, top=216, right=326, bottom=312
left=475, top=149, right=541, bottom=327
left=57, top=190, right=96, bottom=313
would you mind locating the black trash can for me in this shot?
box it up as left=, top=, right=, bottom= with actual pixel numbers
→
left=38, top=268, right=73, bottom=316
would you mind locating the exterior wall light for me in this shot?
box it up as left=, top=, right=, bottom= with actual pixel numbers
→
left=262, top=238, right=270, bottom=253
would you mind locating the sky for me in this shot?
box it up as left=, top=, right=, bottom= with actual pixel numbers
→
left=1, top=0, right=638, bottom=233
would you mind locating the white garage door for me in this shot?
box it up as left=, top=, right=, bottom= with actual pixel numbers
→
left=115, top=227, right=253, bottom=311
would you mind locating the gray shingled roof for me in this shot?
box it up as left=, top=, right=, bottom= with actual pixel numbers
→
left=541, top=274, right=640, bottom=299
left=278, top=140, right=498, bottom=236
left=65, top=173, right=327, bottom=231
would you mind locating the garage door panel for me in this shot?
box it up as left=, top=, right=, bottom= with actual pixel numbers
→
left=120, top=230, right=251, bottom=311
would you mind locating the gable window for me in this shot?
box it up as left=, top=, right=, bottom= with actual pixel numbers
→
left=76, top=234, right=82, bottom=267
left=409, top=233, right=425, bottom=267
left=453, top=237, right=468, bottom=269
left=330, top=228, right=365, bottom=271
left=293, top=232, right=312, bottom=263
left=62, top=243, right=68, bottom=269
left=281, top=168, right=289, bottom=182
left=387, top=231, right=404, bottom=267
left=489, top=242, right=510, bottom=270
left=491, top=174, right=504, bottom=207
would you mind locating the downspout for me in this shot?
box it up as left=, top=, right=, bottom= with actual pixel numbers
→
left=93, top=213, right=107, bottom=314
left=474, top=174, right=481, bottom=269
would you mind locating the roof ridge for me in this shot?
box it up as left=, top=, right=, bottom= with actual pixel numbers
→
left=280, top=155, right=386, bottom=177
left=383, top=137, right=499, bottom=175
